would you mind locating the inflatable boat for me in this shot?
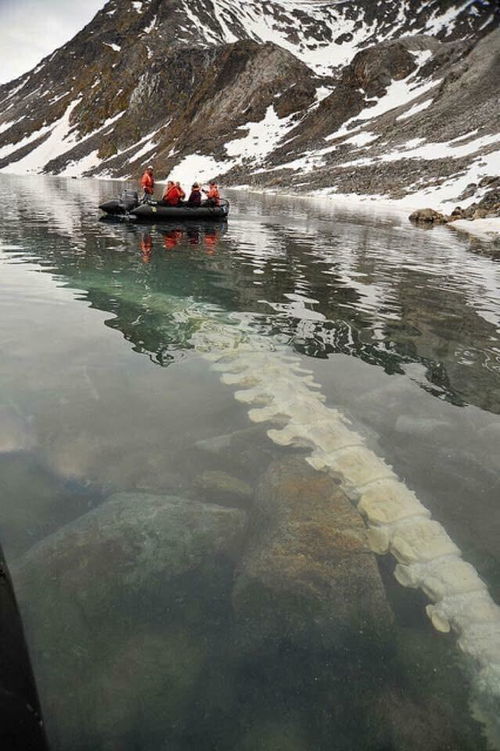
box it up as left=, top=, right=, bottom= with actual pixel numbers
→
left=0, top=543, right=49, bottom=749
left=99, top=190, right=230, bottom=221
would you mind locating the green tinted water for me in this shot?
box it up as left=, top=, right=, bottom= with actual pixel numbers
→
left=0, top=174, right=499, bottom=750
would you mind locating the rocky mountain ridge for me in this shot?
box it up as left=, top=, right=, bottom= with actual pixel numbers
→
left=0, top=0, right=498, bottom=207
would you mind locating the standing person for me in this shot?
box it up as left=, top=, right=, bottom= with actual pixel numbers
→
left=203, top=181, right=220, bottom=207
left=140, top=165, right=155, bottom=200
left=161, top=180, right=183, bottom=206
left=187, top=182, right=202, bottom=206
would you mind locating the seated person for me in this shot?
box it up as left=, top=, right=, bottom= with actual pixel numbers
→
left=176, top=181, right=186, bottom=201
left=161, top=180, right=183, bottom=206
left=187, top=183, right=202, bottom=206
left=202, top=181, right=220, bottom=206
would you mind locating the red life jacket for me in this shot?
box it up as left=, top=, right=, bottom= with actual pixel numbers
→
left=163, top=185, right=182, bottom=206
left=207, top=185, right=220, bottom=206
left=140, top=171, right=155, bottom=194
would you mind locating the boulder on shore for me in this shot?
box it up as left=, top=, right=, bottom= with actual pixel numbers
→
left=409, top=208, right=448, bottom=224
left=232, top=456, right=393, bottom=650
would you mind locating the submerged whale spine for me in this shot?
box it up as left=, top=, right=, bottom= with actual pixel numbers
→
left=191, top=321, right=500, bottom=742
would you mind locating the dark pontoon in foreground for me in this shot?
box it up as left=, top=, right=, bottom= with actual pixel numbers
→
left=99, top=190, right=229, bottom=221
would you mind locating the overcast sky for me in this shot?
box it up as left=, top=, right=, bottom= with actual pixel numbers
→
left=0, top=0, right=107, bottom=84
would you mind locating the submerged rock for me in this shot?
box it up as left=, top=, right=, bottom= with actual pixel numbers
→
left=0, top=405, right=35, bottom=453
left=13, top=493, right=246, bottom=750
left=232, top=456, right=393, bottom=650
left=0, top=452, right=98, bottom=559
left=235, top=718, right=309, bottom=751
left=192, top=425, right=279, bottom=477
left=194, top=470, right=254, bottom=508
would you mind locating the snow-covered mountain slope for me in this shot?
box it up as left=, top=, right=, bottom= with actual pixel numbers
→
left=0, top=0, right=498, bottom=208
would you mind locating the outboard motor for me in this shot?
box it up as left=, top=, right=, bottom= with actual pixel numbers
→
left=119, top=189, right=139, bottom=211
left=99, top=189, right=139, bottom=216
left=0, top=545, right=50, bottom=750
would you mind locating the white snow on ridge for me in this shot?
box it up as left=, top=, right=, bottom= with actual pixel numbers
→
left=177, top=0, right=423, bottom=74
left=396, top=98, right=433, bottom=120
left=225, top=106, right=295, bottom=163
left=1, top=78, right=29, bottom=102
left=104, top=43, right=121, bottom=52
left=143, top=15, right=157, bottom=33
left=176, top=0, right=468, bottom=75
left=149, top=104, right=299, bottom=185
left=313, top=147, right=500, bottom=214
left=424, top=0, right=472, bottom=36
left=0, top=99, right=81, bottom=174
left=381, top=132, right=500, bottom=162
left=324, top=75, right=440, bottom=143
left=358, top=77, right=440, bottom=122
left=170, top=153, right=230, bottom=187
left=0, top=119, right=20, bottom=135
left=0, top=101, right=127, bottom=176
left=181, top=1, right=220, bottom=44
left=212, top=0, right=370, bottom=73
left=132, top=132, right=160, bottom=162
left=0, top=122, right=53, bottom=162
left=342, top=131, right=377, bottom=147
left=48, top=91, right=72, bottom=105
left=59, top=149, right=102, bottom=177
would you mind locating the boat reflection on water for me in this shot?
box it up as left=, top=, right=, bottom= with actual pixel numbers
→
left=140, top=233, right=153, bottom=263
left=139, top=222, right=226, bottom=259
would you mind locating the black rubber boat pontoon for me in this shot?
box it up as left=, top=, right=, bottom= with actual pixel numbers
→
left=99, top=190, right=229, bottom=221
left=0, top=544, right=50, bottom=750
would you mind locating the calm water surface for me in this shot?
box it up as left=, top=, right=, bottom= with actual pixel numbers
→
left=0, top=174, right=499, bottom=750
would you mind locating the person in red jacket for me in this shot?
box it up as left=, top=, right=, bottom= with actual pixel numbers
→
left=203, top=181, right=220, bottom=206
left=161, top=180, right=183, bottom=206
left=140, top=165, right=155, bottom=199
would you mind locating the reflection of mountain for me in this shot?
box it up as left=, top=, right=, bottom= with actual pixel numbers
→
left=1, top=176, right=499, bottom=412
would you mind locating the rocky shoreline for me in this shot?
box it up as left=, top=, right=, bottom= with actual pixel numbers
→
left=408, top=180, right=500, bottom=237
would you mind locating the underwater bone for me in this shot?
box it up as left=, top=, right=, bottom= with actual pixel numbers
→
left=190, top=314, right=500, bottom=735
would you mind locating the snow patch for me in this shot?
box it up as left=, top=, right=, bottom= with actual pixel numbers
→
left=59, top=150, right=102, bottom=177
left=0, top=119, right=20, bottom=135
left=0, top=122, right=53, bottom=162
left=358, top=77, right=440, bottom=121
left=342, top=131, right=377, bottom=147
left=169, top=153, right=229, bottom=187
left=225, top=106, right=295, bottom=164
left=381, top=132, right=500, bottom=162
left=104, top=43, right=121, bottom=52
left=424, top=0, right=472, bottom=36
left=132, top=135, right=159, bottom=162
left=450, top=218, right=500, bottom=241
left=396, top=98, right=433, bottom=120
left=143, top=15, right=157, bottom=33
left=0, top=99, right=99, bottom=174
left=0, top=100, right=81, bottom=173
